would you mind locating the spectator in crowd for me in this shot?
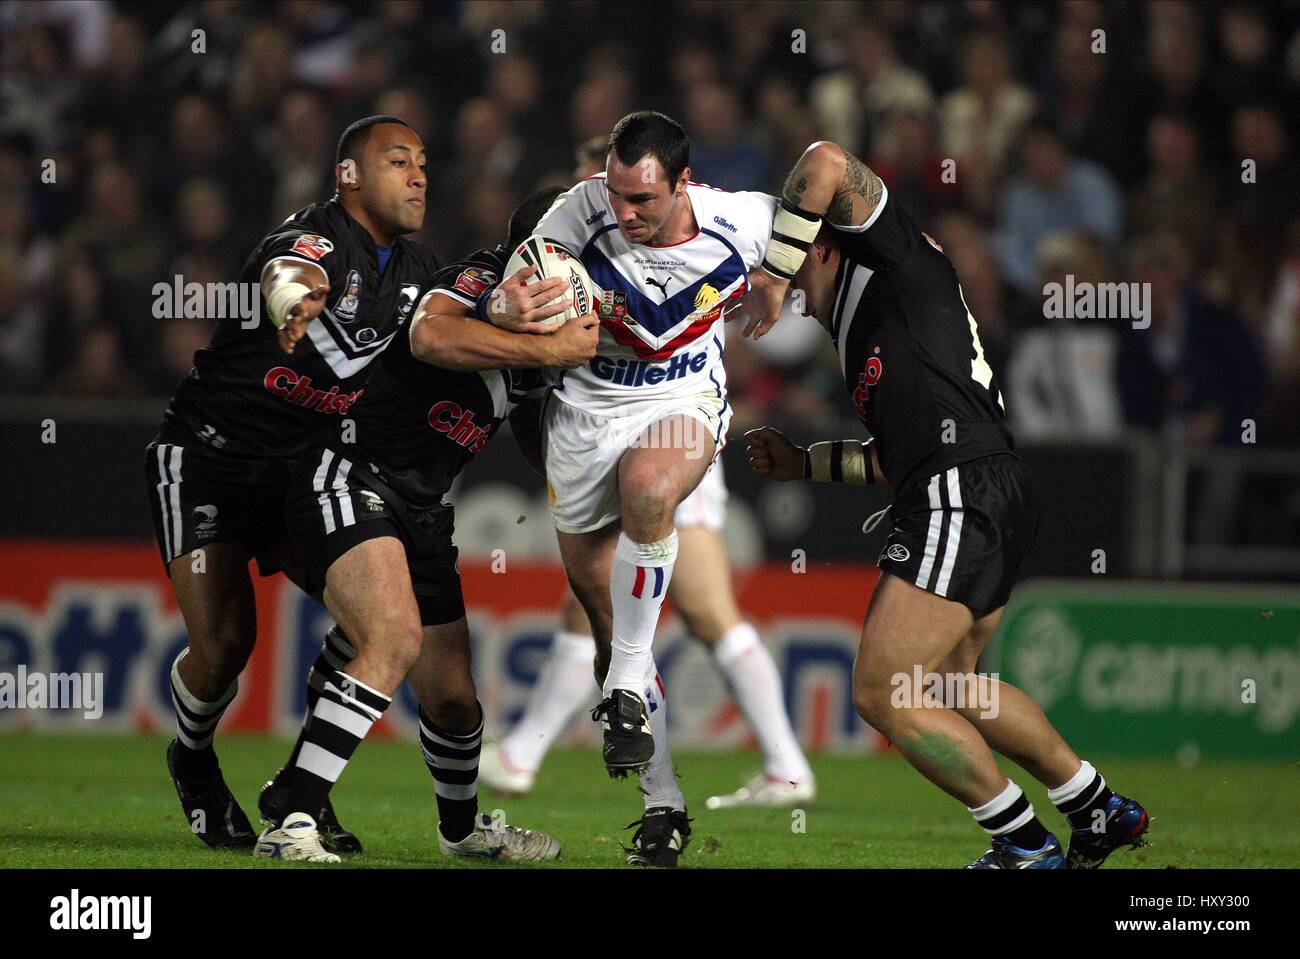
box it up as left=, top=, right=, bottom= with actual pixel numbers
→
left=686, top=82, right=770, bottom=192
left=994, top=115, right=1124, bottom=295
left=1118, top=231, right=1265, bottom=447
left=938, top=32, right=1036, bottom=213
left=872, top=109, right=961, bottom=227
left=1128, top=115, right=1215, bottom=244
left=809, top=18, right=933, bottom=160
left=1006, top=231, right=1124, bottom=440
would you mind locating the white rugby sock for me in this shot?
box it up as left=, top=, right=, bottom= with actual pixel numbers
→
left=712, top=622, right=812, bottom=784
left=637, top=658, right=685, bottom=812
left=604, top=531, right=677, bottom=695
left=500, top=630, right=598, bottom=772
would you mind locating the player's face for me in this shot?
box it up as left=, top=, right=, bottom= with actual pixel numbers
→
left=792, top=242, right=839, bottom=330
left=604, top=154, right=687, bottom=245
left=355, top=123, right=428, bottom=236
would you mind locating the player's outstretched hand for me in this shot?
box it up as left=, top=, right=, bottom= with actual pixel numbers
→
left=546, top=312, right=600, bottom=368
left=739, top=269, right=790, bottom=340
left=277, top=282, right=330, bottom=354
left=490, top=265, right=573, bottom=333
left=745, top=426, right=804, bottom=481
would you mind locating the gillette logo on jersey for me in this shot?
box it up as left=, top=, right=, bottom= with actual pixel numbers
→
left=534, top=176, right=776, bottom=414
left=428, top=401, right=492, bottom=452
left=264, top=367, right=364, bottom=413
left=591, top=351, right=707, bottom=386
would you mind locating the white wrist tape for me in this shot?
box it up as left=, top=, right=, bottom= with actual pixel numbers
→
left=265, top=281, right=312, bottom=330
left=762, top=201, right=823, bottom=280
left=806, top=440, right=873, bottom=486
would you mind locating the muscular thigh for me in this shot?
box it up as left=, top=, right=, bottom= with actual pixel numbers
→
left=322, top=535, right=421, bottom=648
left=857, top=572, right=976, bottom=684
left=167, top=541, right=258, bottom=647
left=618, top=415, right=716, bottom=513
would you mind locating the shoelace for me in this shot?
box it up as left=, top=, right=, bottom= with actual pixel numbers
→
left=862, top=505, right=891, bottom=535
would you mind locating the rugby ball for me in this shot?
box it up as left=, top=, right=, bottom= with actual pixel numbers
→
left=499, top=235, right=596, bottom=331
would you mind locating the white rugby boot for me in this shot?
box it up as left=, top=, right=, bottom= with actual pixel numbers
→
left=705, top=772, right=817, bottom=810
left=253, top=812, right=341, bottom=863
left=438, top=813, right=560, bottom=861
left=478, top=743, right=536, bottom=795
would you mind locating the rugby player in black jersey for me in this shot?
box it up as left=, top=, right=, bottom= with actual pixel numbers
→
left=147, top=116, right=436, bottom=852
left=741, top=141, right=1150, bottom=869
left=252, top=190, right=599, bottom=861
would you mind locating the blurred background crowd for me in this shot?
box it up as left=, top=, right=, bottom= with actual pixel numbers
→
left=1, top=0, right=1297, bottom=449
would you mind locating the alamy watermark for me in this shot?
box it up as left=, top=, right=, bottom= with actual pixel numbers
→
left=594, top=410, right=712, bottom=460
left=890, top=667, right=1000, bottom=719
left=1043, top=275, right=1152, bottom=329
left=0, top=666, right=103, bottom=719
left=153, top=276, right=260, bottom=327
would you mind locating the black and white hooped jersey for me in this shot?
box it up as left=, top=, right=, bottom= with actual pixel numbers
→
left=531, top=175, right=776, bottom=415
left=161, top=198, right=437, bottom=458
left=321, top=247, right=548, bottom=511
left=827, top=181, right=1013, bottom=493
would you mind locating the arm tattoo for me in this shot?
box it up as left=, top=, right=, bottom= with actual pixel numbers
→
left=782, top=162, right=810, bottom=205
left=827, top=152, right=883, bottom=227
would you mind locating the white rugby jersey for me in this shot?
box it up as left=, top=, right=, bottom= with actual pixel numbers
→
left=533, top=175, right=776, bottom=415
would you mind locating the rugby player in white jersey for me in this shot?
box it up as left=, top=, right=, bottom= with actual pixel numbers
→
left=482, top=135, right=815, bottom=814
left=488, top=112, right=780, bottom=865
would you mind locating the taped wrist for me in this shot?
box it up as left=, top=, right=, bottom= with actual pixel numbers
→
left=761, top=199, right=822, bottom=280
left=807, top=440, right=875, bottom=486
left=474, top=285, right=498, bottom=322
left=265, top=280, right=312, bottom=330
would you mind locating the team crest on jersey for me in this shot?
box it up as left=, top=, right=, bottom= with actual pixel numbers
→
left=454, top=267, right=494, bottom=299
left=599, top=289, right=628, bottom=319
left=397, top=284, right=420, bottom=318
left=693, top=283, right=722, bottom=312
left=290, top=234, right=334, bottom=261
left=335, top=270, right=362, bottom=321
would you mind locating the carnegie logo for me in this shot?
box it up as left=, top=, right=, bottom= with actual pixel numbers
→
left=263, top=367, right=364, bottom=414
left=712, top=215, right=738, bottom=233
left=584, top=209, right=608, bottom=225
left=590, top=351, right=707, bottom=386
left=428, top=401, right=492, bottom=452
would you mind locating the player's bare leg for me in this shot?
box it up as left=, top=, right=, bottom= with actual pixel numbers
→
left=559, top=506, right=692, bottom=867
left=408, top=618, right=560, bottom=860
left=165, top=542, right=260, bottom=848
left=589, top=416, right=714, bottom=772
left=256, top=537, right=419, bottom=862
left=934, top=609, right=1080, bottom=786
left=936, top=609, right=1151, bottom=867
left=853, top=572, right=1066, bottom=866
left=671, top=526, right=815, bottom=806
left=853, top=573, right=1006, bottom=802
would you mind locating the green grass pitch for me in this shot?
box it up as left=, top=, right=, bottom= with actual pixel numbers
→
left=1, top=732, right=1296, bottom=868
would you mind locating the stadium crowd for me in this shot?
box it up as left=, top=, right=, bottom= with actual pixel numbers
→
left=0, top=0, right=1297, bottom=447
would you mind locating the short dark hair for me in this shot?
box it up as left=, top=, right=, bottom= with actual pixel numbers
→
left=335, top=115, right=412, bottom=167
left=608, top=111, right=690, bottom=185
left=506, top=186, right=567, bottom=251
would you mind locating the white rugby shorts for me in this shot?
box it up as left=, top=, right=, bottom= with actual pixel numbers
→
left=542, top=391, right=730, bottom=534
